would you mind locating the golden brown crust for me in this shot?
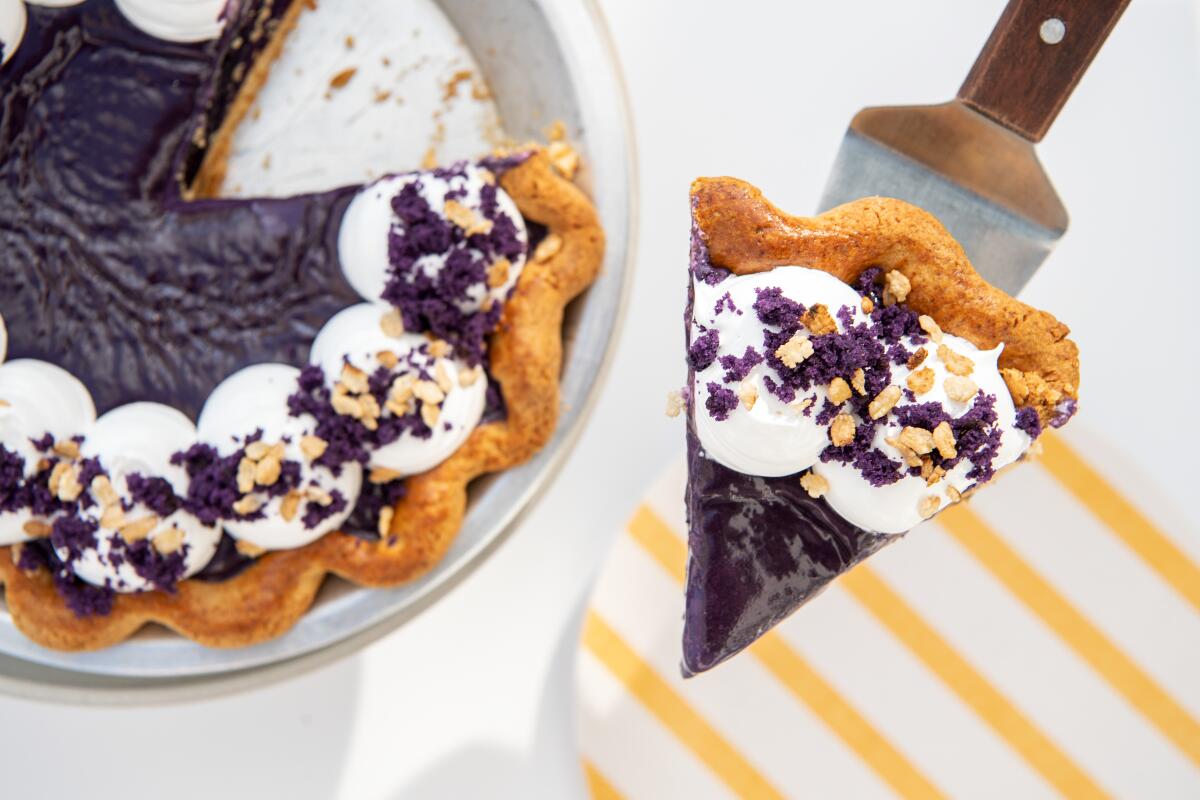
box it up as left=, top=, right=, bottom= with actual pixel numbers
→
left=691, top=176, right=1079, bottom=422
left=0, top=151, right=604, bottom=650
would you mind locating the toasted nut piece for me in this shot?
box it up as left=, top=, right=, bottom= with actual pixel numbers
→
left=885, top=436, right=923, bottom=469
left=100, top=504, right=126, bottom=530
left=548, top=140, right=580, bottom=179
left=413, top=380, right=445, bottom=405
left=801, top=304, right=837, bottom=335
left=443, top=199, right=477, bottom=231
left=377, top=505, right=395, bottom=537
left=244, top=440, right=271, bottom=461
left=255, top=456, right=282, bottom=487
left=237, top=458, right=257, bottom=494
left=376, top=350, right=399, bottom=369
left=306, top=487, right=334, bottom=506
left=380, top=308, right=406, bottom=338
left=899, top=426, right=935, bottom=455
left=421, top=401, right=441, bottom=428
left=868, top=385, right=901, bottom=419
left=920, top=456, right=934, bottom=481
left=233, top=495, right=262, bottom=516
left=790, top=396, right=814, bottom=413
left=52, top=439, right=81, bottom=460
left=882, top=270, right=911, bottom=305
left=534, top=233, right=563, bottom=263
left=827, top=377, right=852, bottom=405
left=359, top=393, right=382, bottom=419
left=906, top=347, right=928, bottom=370
left=340, top=363, right=370, bottom=395
left=90, top=475, right=120, bottom=508
left=932, top=421, right=957, bottom=459
left=947, top=486, right=962, bottom=503
left=386, top=397, right=414, bottom=417
left=434, top=360, right=455, bottom=394
left=944, top=375, right=979, bottom=403
left=459, top=366, right=482, bottom=388
left=861, top=296, right=875, bottom=314
left=300, top=435, right=328, bottom=461
left=937, top=344, right=974, bottom=376
left=800, top=471, right=829, bottom=498
left=21, top=520, right=51, bottom=538
left=851, top=368, right=867, bottom=396
left=927, top=466, right=947, bottom=486
left=332, top=394, right=364, bottom=418
left=390, top=373, right=418, bottom=401
left=370, top=466, right=404, bottom=484
left=120, top=515, right=158, bottom=542
left=830, top=413, right=857, bottom=447
left=665, top=390, right=685, bottom=418
left=48, top=462, right=69, bottom=495
left=918, top=315, right=944, bottom=343
left=280, top=491, right=301, bottom=522
left=56, top=467, right=83, bottom=502
left=774, top=332, right=814, bottom=368
left=918, top=495, right=941, bottom=519
left=428, top=339, right=451, bottom=358
left=906, top=367, right=935, bottom=395
left=487, top=257, right=511, bottom=289
left=235, top=539, right=267, bottom=557
left=153, top=527, right=185, bottom=555
left=737, top=379, right=757, bottom=411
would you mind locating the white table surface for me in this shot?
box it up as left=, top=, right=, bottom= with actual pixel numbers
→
left=1, top=1, right=1197, bottom=797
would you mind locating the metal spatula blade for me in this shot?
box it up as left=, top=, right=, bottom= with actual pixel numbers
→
left=819, top=0, right=1129, bottom=296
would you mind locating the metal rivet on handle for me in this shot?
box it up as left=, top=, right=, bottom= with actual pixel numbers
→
left=1039, top=17, right=1066, bottom=45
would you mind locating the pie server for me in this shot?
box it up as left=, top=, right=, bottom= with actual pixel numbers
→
left=819, top=0, right=1130, bottom=295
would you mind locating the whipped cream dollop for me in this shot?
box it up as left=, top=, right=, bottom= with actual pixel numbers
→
left=310, top=303, right=486, bottom=477
left=0, top=359, right=96, bottom=545
left=113, top=0, right=226, bottom=43
left=0, top=0, right=26, bottom=66
left=691, top=266, right=1032, bottom=534
left=63, top=403, right=221, bottom=592
left=197, top=363, right=363, bottom=551
left=338, top=163, right=528, bottom=314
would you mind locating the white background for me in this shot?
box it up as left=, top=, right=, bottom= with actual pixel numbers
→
left=1, top=0, right=1197, bottom=797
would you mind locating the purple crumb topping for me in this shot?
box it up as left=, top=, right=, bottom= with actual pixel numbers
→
left=0, top=446, right=27, bottom=513
left=119, top=538, right=188, bottom=593
left=688, top=329, right=720, bottom=371
left=30, top=432, right=53, bottom=452
left=705, top=383, right=739, bottom=422
left=18, top=541, right=114, bottom=618
left=718, top=346, right=762, bottom=383
left=288, top=364, right=433, bottom=473
left=380, top=162, right=523, bottom=366
left=125, top=473, right=180, bottom=517
left=854, top=267, right=883, bottom=297
left=753, top=286, right=805, bottom=328
left=892, top=393, right=1003, bottom=481
left=714, top=292, right=740, bottom=316
left=171, top=444, right=247, bottom=525
left=301, top=489, right=348, bottom=530
left=1050, top=398, right=1078, bottom=428
left=1015, top=406, right=1042, bottom=438
left=49, top=515, right=98, bottom=562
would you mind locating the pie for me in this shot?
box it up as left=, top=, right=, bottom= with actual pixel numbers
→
left=0, top=0, right=603, bottom=650
left=681, top=176, right=1078, bottom=675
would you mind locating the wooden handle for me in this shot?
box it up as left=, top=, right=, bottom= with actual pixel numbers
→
left=958, top=0, right=1130, bottom=142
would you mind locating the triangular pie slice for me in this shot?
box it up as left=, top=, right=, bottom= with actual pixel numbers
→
left=682, top=177, right=1079, bottom=675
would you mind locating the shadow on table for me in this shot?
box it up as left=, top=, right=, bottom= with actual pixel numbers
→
left=0, top=653, right=364, bottom=800
left=390, top=598, right=591, bottom=799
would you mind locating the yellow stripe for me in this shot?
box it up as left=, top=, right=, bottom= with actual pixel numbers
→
left=841, top=566, right=1110, bottom=799
left=582, top=759, right=624, bottom=800
left=629, top=504, right=947, bottom=799
left=582, top=611, right=786, bottom=799
left=939, top=503, right=1200, bottom=769
left=1039, top=432, right=1200, bottom=615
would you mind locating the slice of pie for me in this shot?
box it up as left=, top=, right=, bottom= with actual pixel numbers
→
left=681, top=177, right=1079, bottom=675
left=0, top=1, right=603, bottom=650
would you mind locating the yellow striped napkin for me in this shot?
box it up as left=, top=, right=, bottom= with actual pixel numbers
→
left=576, top=427, right=1200, bottom=798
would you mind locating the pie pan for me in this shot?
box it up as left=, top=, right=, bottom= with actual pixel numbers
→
left=0, top=0, right=634, bottom=698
